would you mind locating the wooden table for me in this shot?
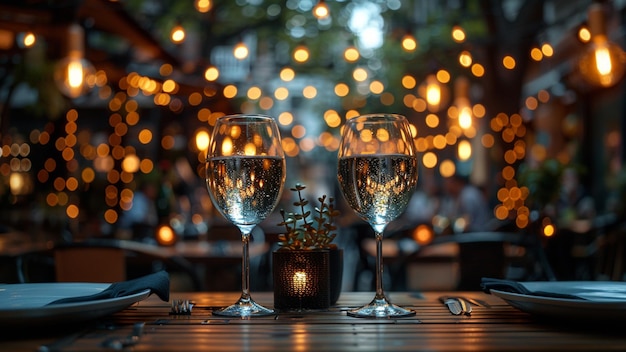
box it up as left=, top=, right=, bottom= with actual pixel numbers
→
left=1, top=291, right=624, bottom=351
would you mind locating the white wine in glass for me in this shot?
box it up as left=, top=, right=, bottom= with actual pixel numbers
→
left=337, top=113, right=418, bottom=318
left=206, top=114, right=285, bottom=317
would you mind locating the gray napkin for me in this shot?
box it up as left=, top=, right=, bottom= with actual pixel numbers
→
left=481, top=277, right=585, bottom=300
left=46, top=270, right=170, bottom=305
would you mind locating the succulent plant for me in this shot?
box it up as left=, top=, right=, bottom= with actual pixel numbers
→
left=276, top=184, right=340, bottom=251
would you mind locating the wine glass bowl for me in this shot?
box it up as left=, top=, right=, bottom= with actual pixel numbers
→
left=337, top=113, right=418, bottom=318
left=206, top=114, right=285, bottom=317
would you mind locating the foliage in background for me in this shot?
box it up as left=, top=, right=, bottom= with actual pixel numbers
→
left=517, top=158, right=564, bottom=211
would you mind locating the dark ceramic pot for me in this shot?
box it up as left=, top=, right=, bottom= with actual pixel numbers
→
left=328, top=248, right=343, bottom=305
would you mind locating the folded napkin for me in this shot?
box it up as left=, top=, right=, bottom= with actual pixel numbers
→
left=480, top=277, right=585, bottom=300
left=46, top=270, right=170, bottom=305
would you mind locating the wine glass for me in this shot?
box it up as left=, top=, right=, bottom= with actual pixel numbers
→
left=205, top=114, right=286, bottom=317
left=337, top=113, right=418, bottom=318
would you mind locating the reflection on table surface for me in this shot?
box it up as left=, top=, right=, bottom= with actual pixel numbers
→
left=1, top=291, right=625, bottom=351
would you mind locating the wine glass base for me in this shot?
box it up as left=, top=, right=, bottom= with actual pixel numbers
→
left=212, top=297, right=275, bottom=318
left=347, top=296, right=416, bottom=318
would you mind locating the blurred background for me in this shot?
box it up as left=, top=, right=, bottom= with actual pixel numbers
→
left=2, top=0, right=626, bottom=291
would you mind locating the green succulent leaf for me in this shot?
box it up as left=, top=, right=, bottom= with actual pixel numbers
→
left=275, top=183, right=341, bottom=250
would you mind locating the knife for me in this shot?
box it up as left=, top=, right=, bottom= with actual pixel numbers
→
left=439, top=296, right=472, bottom=316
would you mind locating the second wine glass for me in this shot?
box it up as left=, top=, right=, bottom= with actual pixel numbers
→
left=205, top=114, right=286, bottom=317
left=337, top=113, right=418, bottom=318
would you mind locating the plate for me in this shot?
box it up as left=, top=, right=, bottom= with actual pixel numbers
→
left=491, top=281, right=626, bottom=321
left=0, top=283, right=150, bottom=327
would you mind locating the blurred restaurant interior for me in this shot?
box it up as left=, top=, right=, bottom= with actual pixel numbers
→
left=1, top=0, right=626, bottom=293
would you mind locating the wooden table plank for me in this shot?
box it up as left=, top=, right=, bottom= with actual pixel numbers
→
left=2, top=291, right=626, bottom=351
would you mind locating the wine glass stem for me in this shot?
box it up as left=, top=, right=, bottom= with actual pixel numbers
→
left=374, top=232, right=385, bottom=300
left=241, top=232, right=251, bottom=301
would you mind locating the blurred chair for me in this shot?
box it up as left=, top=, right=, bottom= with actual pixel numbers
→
left=196, top=223, right=267, bottom=291
left=54, top=245, right=126, bottom=282
left=16, top=239, right=202, bottom=291
left=587, top=215, right=625, bottom=281
left=399, top=231, right=554, bottom=291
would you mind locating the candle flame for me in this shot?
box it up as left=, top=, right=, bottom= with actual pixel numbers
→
left=293, top=271, right=307, bottom=295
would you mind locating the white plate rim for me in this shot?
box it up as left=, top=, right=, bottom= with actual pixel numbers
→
left=0, top=283, right=151, bottom=327
left=491, top=289, right=626, bottom=310
left=521, top=281, right=626, bottom=300
left=491, top=283, right=626, bottom=321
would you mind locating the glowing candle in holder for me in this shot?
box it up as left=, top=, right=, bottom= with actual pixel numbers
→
left=273, top=250, right=330, bottom=311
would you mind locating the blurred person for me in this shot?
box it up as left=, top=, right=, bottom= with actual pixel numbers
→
left=117, top=182, right=159, bottom=242
left=440, top=173, right=492, bottom=233
left=554, top=167, right=595, bottom=229
left=401, top=175, right=441, bottom=227
left=545, top=167, right=597, bottom=280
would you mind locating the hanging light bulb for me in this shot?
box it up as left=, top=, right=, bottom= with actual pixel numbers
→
left=418, top=74, right=449, bottom=113
left=454, top=76, right=473, bottom=130
left=54, top=24, right=96, bottom=98
left=578, top=3, right=626, bottom=88
left=312, top=0, right=330, bottom=20
left=457, top=139, right=472, bottom=161
left=426, top=78, right=441, bottom=106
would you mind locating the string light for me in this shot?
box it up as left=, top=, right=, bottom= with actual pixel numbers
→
left=22, top=32, right=36, bottom=47
left=233, top=40, right=249, bottom=60
left=293, top=45, right=310, bottom=63
left=401, top=32, right=417, bottom=52
left=343, top=46, right=360, bottom=62
left=578, top=24, right=591, bottom=43
left=170, top=22, right=186, bottom=44
left=312, top=0, right=330, bottom=20
left=530, top=46, right=543, bottom=61
left=204, top=66, right=219, bottom=81
left=502, top=55, right=516, bottom=70
left=458, top=51, right=472, bottom=67
left=194, top=0, right=212, bottom=13
left=451, top=24, right=466, bottom=43
left=541, top=43, right=553, bottom=57
left=280, top=67, right=296, bottom=81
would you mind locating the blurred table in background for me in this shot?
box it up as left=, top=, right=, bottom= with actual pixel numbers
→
left=1, top=233, right=268, bottom=291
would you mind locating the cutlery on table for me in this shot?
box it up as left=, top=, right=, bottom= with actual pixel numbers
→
left=439, top=296, right=472, bottom=316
